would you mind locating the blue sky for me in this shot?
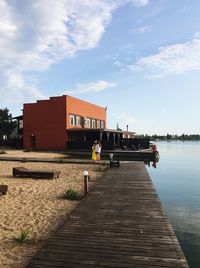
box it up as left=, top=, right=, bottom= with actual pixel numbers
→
left=1, top=0, right=200, bottom=135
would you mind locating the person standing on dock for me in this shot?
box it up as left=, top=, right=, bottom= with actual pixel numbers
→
left=92, top=141, right=97, bottom=162
left=95, top=140, right=102, bottom=161
left=152, top=144, right=158, bottom=153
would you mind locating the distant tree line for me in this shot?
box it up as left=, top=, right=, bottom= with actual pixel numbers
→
left=135, top=133, right=200, bottom=141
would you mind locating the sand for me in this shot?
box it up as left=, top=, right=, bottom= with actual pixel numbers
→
left=0, top=149, right=67, bottom=159
left=0, top=157, right=108, bottom=267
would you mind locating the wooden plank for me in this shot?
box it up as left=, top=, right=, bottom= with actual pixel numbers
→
left=13, top=167, right=60, bottom=179
left=27, top=162, right=189, bottom=268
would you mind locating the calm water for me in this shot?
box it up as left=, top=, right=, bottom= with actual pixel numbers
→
left=147, top=141, right=200, bottom=268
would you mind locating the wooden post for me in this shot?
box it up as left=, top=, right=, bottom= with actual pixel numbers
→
left=0, top=185, right=8, bottom=195
left=83, top=170, right=89, bottom=195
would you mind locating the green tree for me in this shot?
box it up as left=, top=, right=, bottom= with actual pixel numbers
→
left=180, top=133, right=185, bottom=141
left=166, top=133, right=172, bottom=140
left=0, top=108, right=16, bottom=140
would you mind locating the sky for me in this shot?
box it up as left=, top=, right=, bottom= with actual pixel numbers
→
left=1, top=0, right=200, bottom=135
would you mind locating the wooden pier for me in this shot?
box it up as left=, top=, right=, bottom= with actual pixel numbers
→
left=0, top=150, right=156, bottom=163
left=27, top=162, right=188, bottom=268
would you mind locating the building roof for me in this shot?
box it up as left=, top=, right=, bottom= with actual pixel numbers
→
left=67, top=128, right=135, bottom=135
left=12, top=115, right=23, bottom=120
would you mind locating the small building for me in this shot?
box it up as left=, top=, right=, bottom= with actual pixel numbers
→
left=22, top=95, right=135, bottom=150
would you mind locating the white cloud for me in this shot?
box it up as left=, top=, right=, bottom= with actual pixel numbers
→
left=119, top=43, right=134, bottom=54
left=0, top=71, right=46, bottom=104
left=114, top=0, right=149, bottom=7
left=194, top=32, right=200, bottom=39
left=113, top=60, right=124, bottom=68
left=126, top=0, right=149, bottom=7
left=0, top=0, right=149, bottom=103
left=0, top=0, right=115, bottom=73
left=130, top=33, right=200, bottom=78
left=62, top=80, right=116, bottom=95
left=131, top=25, right=151, bottom=33
left=111, top=44, right=134, bottom=72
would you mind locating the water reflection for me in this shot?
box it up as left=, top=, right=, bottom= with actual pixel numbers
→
left=147, top=141, right=200, bottom=268
left=152, top=160, right=157, bottom=168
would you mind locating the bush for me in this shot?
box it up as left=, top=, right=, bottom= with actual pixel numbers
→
left=63, top=189, right=81, bottom=200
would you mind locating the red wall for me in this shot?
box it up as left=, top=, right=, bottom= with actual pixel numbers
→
left=23, top=95, right=107, bottom=149
left=23, top=96, right=66, bottom=149
left=66, top=95, right=106, bottom=129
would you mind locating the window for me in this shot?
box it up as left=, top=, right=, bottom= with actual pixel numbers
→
left=76, top=115, right=80, bottom=126
left=97, top=120, right=100, bottom=128
left=69, top=114, right=75, bottom=126
left=92, top=119, right=96, bottom=128
left=100, top=121, right=104, bottom=128
left=3, top=135, right=7, bottom=140
left=86, top=118, right=91, bottom=128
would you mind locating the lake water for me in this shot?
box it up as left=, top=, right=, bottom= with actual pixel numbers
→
left=147, top=141, right=200, bottom=268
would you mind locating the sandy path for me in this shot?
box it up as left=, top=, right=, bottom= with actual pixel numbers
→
left=0, top=160, right=107, bottom=267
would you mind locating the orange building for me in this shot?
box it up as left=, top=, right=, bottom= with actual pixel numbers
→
left=23, top=95, right=107, bottom=150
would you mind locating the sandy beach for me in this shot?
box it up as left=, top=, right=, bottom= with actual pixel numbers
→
left=0, top=149, right=67, bottom=159
left=0, top=153, right=108, bottom=267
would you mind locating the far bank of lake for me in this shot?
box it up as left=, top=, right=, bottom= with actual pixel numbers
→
left=147, top=141, right=200, bottom=268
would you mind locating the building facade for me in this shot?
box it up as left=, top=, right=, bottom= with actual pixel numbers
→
left=23, top=95, right=107, bottom=149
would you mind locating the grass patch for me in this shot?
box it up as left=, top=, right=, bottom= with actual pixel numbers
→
left=16, top=229, right=30, bottom=244
left=21, top=157, right=27, bottom=163
left=23, top=149, right=32, bottom=152
left=63, top=189, right=82, bottom=200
